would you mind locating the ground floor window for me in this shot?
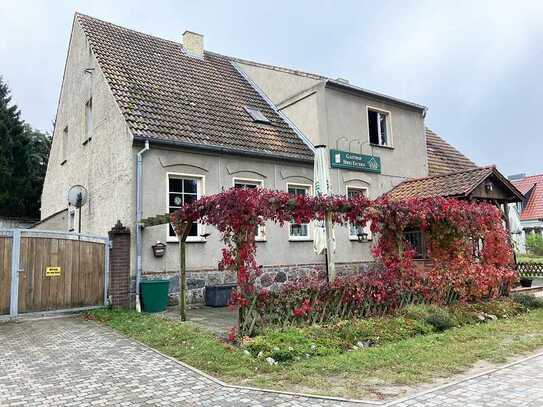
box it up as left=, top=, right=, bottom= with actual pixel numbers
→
left=168, top=174, right=203, bottom=241
left=288, top=184, right=311, bottom=240
left=233, top=178, right=266, bottom=240
left=347, top=186, right=371, bottom=241
left=403, top=228, right=427, bottom=259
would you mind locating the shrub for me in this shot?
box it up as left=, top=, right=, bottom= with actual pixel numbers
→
left=512, top=294, right=543, bottom=310
left=424, top=313, right=456, bottom=331
left=243, top=328, right=340, bottom=362
left=526, top=234, right=543, bottom=256
left=402, top=305, right=457, bottom=331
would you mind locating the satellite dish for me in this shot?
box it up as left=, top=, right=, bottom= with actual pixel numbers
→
left=68, top=185, right=88, bottom=208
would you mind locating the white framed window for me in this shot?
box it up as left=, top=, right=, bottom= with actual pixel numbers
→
left=287, top=183, right=312, bottom=241
left=233, top=178, right=266, bottom=241
left=347, top=186, right=372, bottom=241
left=84, top=98, right=93, bottom=144
left=367, top=106, right=392, bottom=147
left=167, top=173, right=204, bottom=242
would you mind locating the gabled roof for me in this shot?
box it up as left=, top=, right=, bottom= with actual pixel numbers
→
left=426, top=128, right=478, bottom=176
left=76, top=14, right=314, bottom=162
left=386, top=166, right=524, bottom=202
left=512, top=174, right=543, bottom=221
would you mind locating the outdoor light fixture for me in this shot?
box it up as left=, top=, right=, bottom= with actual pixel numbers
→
left=151, top=241, right=167, bottom=257
left=356, top=226, right=368, bottom=243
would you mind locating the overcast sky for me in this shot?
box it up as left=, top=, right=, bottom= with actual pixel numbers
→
left=1, top=0, right=542, bottom=176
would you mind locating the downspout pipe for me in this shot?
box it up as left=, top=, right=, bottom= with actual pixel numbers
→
left=135, top=139, right=150, bottom=312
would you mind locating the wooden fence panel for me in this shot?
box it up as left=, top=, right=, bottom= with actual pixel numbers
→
left=0, top=236, right=12, bottom=315
left=17, top=237, right=105, bottom=313
left=517, top=262, right=543, bottom=278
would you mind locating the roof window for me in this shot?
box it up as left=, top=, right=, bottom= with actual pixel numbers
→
left=244, top=106, right=270, bottom=124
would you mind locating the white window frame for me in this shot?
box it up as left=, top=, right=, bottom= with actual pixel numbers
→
left=367, top=106, right=393, bottom=148
left=287, top=183, right=313, bottom=241
left=346, top=186, right=372, bottom=241
left=232, top=177, right=266, bottom=241
left=167, top=172, right=205, bottom=243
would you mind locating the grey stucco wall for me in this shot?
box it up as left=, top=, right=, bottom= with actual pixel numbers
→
left=139, top=145, right=375, bottom=277
left=40, top=20, right=135, bottom=237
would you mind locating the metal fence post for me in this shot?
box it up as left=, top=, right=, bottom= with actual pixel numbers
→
left=10, top=229, right=21, bottom=318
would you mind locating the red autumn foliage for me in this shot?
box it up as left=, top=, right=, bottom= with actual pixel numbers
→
left=170, top=188, right=517, bottom=328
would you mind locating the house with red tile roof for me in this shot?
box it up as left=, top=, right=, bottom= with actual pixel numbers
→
left=511, top=174, right=543, bottom=237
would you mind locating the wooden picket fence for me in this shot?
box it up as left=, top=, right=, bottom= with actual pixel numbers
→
left=517, top=262, right=543, bottom=278
left=239, top=286, right=465, bottom=337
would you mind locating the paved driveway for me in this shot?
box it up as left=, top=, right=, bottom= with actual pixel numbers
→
left=0, top=317, right=542, bottom=406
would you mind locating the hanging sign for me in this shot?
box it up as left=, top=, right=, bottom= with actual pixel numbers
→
left=330, top=149, right=381, bottom=173
left=45, top=266, right=61, bottom=277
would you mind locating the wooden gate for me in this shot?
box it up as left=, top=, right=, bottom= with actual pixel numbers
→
left=0, top=229, right=109, bottom=317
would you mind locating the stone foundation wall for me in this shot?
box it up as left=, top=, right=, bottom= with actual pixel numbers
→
left=142, top=261, right=374, bottom=305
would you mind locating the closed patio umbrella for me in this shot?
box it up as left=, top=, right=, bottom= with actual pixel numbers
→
left=313, top=145, right=336, bottom=281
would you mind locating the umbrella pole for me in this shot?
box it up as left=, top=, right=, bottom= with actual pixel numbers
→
left=325, top=211, right=336, bottom=282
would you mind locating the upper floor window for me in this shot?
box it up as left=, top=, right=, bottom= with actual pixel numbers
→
left=84, top=98, right=93, bottom=144
left=288, top=184, right=311, bottom=240
left=368, top=107, right=391, bottom=147
left=234, top=178, right=266, bottom=240
left=347, top=187, right=371, bottom=240
left=168, top=174, right=203, bottom=241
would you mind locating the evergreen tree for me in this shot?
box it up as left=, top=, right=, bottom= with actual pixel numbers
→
left=0, top=76, right=51, bottom=219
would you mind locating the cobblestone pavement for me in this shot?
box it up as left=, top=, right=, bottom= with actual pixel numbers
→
left=1, top=317, right=542, bottom=406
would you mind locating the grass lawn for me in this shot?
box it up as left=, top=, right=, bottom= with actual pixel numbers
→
left=87, top=308, right=543, bottom=400
left=517, top=254, right=543, bottom=263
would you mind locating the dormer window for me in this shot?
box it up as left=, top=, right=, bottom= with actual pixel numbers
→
left=368, top=107, right=391, bottom=147
left=244, top=106, right=270, bottom=124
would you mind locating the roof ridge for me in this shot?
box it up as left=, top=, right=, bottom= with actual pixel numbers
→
left=401, top=165, right=494, bottom=184
left=75, top=13, right=327, bottom=82
left=75, top=12, right=184, bottom=48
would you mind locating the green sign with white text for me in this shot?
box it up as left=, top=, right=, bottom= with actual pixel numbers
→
left=330, top=149, right=381, bottom=173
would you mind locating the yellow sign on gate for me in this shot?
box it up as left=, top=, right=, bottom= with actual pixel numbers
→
left=45, top=266, right=61, bottom=277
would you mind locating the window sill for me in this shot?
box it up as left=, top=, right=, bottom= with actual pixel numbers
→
left=255, top=238, right=267, bottom=243
left=369, top=143, right=393, bottom=150
left=167, top=237, right=207, bottom=243
left=289, top=237, right=313, bottom=242
left=349, top=237, right=373, bottom=242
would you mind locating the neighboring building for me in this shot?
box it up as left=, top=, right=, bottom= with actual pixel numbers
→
left=511, top=173, right=543, bottom=238
left=39, top=14, right=520, bottom=302
left=0, top=216, right=38, bottom=229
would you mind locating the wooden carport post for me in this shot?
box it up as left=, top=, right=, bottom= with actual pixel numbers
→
left=175, top=221, right=192, bottom=321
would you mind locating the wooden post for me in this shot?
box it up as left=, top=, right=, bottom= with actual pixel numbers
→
left=175, top=221, right=191, bottom=322
left=325, top=211, right=336, bottom=282
left=179, top=240, right=186, bottom=321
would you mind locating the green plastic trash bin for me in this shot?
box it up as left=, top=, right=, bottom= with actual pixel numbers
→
left=140, top=279, right=170, bottom=313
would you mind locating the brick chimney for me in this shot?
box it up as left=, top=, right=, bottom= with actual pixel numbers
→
left=183, top=31, right=204, bottom=57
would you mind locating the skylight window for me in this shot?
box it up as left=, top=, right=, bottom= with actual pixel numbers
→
left=244, top=106, right=270, bottom=124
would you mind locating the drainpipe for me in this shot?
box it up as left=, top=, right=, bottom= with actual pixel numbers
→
left=135, top=139, right=150, bottom=312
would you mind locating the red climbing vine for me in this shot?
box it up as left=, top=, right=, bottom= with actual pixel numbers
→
left=170, top=188, right=516, bottom=334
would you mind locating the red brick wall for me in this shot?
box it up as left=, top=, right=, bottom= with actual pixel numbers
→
left=108, top=221, right=131, bottom=309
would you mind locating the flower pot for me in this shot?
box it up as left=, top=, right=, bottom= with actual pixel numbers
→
left=520, top=277, right=533, bottom=288
left=205, top=284, right=236, bottom=307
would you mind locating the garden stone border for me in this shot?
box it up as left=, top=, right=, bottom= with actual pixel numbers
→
left=90, top=317, right=543, bottom=406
